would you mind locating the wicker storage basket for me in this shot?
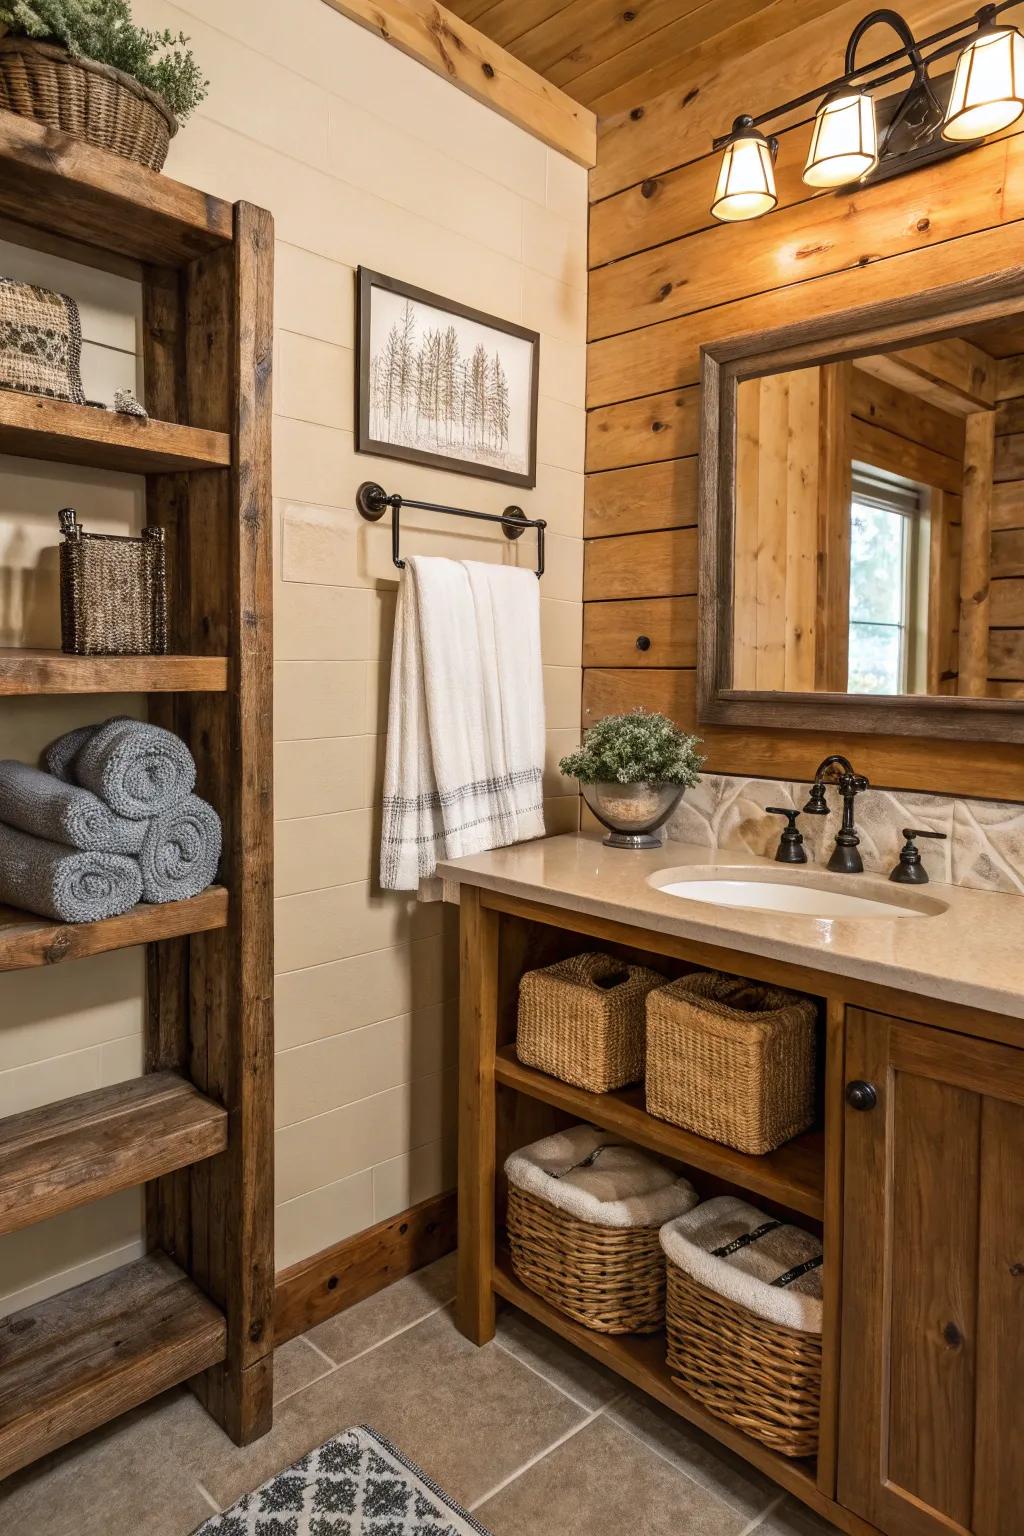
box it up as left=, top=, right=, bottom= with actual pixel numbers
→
left=661, top=1199, right=823, bottom=1458
left=59, top=507, right=168, bottom=656
left=505, top=1125, right=698, bottom=1334
left=646, top=971, right=817, bottom=1154
left=517, top=951, right=664, bottom=1092
left=0, top=39, right=176, bottom=171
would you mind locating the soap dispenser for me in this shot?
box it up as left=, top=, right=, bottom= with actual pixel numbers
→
left=766, top=807, right=807, bottom=864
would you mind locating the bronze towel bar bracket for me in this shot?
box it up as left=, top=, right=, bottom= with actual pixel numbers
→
left=356, top=480, right=546, bottom=579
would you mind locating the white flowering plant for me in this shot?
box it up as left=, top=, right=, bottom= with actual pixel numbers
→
left=559, top=709, right=703, bottom=787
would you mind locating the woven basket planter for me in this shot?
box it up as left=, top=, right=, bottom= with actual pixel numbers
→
left=0, top=39, right=176, bottom=171
left=517, top=951, right=664, bottom=1093
left=507, top=1184, right=667, bottom=1334
left=646, top=971, right=817, bottom=1154
left=664, top=1264, right=822, bottom=1458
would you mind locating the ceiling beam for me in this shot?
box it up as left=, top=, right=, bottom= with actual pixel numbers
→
left=321, top=0, right=596, bottom=167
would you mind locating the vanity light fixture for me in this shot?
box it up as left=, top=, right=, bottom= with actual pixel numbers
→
left=802, top=88, right=879, bottom=188
left=711, top=117, right=779, bottom=221
left=942, top=7, right=1024, bottom=139
left=711, top=2, right=1024, bottom=223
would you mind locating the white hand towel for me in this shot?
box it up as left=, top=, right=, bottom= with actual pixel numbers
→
left=380, top=554, right=546, bottom=891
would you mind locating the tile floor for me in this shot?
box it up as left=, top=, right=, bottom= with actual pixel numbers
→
left=1, top=1254, right=841, bottom=1536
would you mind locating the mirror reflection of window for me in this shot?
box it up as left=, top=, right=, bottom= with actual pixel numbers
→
left=847, top=468, right=929, bottom=695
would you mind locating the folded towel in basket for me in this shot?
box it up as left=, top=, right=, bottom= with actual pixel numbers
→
left=139, top=794, right=221, bottom=903
left=0, top=821, right=142, bottom=923
left=660, top=1196, right=823, bottom=1333
left=44, top=717, right=197, bottom=818
left=0, top=759, right=147, bottom=855
left=505, top=1123, right=699, bottom=1229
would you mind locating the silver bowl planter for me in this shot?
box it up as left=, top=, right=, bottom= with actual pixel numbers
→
left=581, top=781, right=685, bottom=850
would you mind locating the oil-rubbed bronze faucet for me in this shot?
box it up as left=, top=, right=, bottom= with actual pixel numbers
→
left=802, top=756, right=870, bottom=874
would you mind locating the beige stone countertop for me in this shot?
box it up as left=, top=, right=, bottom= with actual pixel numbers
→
left=437, top=833, right=1024, bottom=1020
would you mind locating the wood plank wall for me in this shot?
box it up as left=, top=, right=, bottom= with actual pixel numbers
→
left=583, top=0, right=1024, bottom=802
left=992, top=366, right=1024, bottom=698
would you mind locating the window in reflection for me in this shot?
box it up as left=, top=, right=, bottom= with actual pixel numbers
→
left=847, top=471, right=928, bottom=695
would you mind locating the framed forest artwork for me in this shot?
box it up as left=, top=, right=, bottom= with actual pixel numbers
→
left=357, top=268, right=540, bottom=489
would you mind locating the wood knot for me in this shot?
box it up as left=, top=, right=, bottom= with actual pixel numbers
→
left=641, top=178, right=657, bottom=199
left=248, top=1320, right=264, bottom=1343
left=630, top=106, right=644, bottom=121
left=10, top=1317, right=35, bottom=1335
left=657, top=281, right=673, bottom=300
left=942, top=1321, right=963, bottom=1349
left=1010, top=1261, right=1024, bottom=1277
left=917, top=217, right=930, bottom=232
left=44, top=931, right=72, bottom=964
left=682, top=86, right=700, bottom=107
left=622, top=8, right=637, bottom=18
left=326, top=1274, right=340, bottom=1291
left=651, top=419, right=667, bottom=432
left=482, top=61, right=495, bottom=78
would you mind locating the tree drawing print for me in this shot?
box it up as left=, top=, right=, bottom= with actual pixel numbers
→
left=367, top=292, right=531, bottom=477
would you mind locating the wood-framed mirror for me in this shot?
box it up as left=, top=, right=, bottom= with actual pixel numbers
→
left=698, top=276, right=1024, bottom=744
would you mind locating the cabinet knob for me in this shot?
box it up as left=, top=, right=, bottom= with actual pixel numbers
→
left=635, top=635, right=652, bottom=652
left=846, top=1080, right=878, bottom=1111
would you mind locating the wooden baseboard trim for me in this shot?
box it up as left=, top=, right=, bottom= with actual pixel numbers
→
left=273, top=1191, right=457, bottom=1345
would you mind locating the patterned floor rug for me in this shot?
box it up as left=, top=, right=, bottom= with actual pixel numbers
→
left=192, top=1425, right=492, bottom=1535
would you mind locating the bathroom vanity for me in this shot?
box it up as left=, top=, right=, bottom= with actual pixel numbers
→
left=441, top=834, right=1024, bottom=1536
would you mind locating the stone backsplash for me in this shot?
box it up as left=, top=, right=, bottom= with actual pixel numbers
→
left=667, top=774, right=1024, bottom=894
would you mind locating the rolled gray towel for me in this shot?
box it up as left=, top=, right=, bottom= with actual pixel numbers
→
left=42, top=722, right=97, bottom=783
left=73, top=718, right=197, bottom=819
left=0, top=760, right=147, bottom=854
left=139, top=795, right=222, bottom=903
left=0, top=821, right=142, bottom=923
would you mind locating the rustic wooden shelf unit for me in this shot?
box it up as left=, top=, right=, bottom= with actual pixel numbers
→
left=0, top=113, right=274, bottom=1477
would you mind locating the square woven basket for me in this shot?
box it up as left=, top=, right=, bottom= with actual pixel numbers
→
left=59, top=508, right=167, bottom=657
left=516, top=951, right=664, bottom=1093
left=645, top=971, right=818, bottom=1155
left=664, top=1263, right=822, bottom=1458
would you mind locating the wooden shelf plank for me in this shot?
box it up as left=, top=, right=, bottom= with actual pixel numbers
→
left=0, top=1072, right=228, bottom=1236
left=495, top=1046, right=825, bottom=1220
left=0, top=1252, right=226, bottom=1480
left=0, top=886, right=229, bottom=972
left=493, top=1252, right=823, bottom=1513
left=0, top=649, right=228, bottom=695
left=0, top=111, right=234, bottom=266
left=0, top=392, right=231, bottom=473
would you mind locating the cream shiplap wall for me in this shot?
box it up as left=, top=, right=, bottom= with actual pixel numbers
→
left=0, top=0, right=585, bottom=1310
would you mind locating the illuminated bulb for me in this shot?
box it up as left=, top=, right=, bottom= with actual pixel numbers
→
left=711, top=118, right=777, bottom=223
left=802, top=89, right=878, bottom=187
left=943, top=18, right=1024, bottom=140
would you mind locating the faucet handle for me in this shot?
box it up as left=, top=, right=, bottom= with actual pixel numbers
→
left=766, top=807, right=808, bottom=864
left=889, top=828, right=948, bottom=886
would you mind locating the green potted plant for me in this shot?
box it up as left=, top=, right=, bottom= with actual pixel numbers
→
left=559, top=708, right=703, bottom=850
left=0, top=0, right=208, bottom=171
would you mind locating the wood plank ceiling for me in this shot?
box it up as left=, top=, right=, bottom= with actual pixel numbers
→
left=445, top=0, right=821, bottom=115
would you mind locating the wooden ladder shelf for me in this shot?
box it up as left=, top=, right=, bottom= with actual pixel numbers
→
left=0, top=113, right=275, bottom=1477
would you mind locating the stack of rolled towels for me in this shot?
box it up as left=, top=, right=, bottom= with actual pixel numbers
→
left=0, top=717, right=222, bottom=924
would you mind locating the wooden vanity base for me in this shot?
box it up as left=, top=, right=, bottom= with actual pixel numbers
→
left=456, top=883, right=1023, bottom=1536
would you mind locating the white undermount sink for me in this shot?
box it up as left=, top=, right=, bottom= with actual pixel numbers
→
left=649, top=870, right=947, bottom=919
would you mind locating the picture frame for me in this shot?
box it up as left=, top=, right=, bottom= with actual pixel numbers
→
left=357, top=267, right=540, bottom=490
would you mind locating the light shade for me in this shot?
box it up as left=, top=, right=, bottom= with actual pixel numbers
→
left=943, top=21, right=1024, bottom=141
left=802, top=89, right=878, bottom=187
left=711, top=121, right=777, bottom=223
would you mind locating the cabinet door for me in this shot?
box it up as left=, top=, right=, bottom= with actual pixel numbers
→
left=838, top=1009, right=1024, bottom=1536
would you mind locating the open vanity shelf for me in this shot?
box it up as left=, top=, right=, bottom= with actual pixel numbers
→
left=456, top=878, right=1023, bottom=1536
left=0, top=114, right=274, bottom=1478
